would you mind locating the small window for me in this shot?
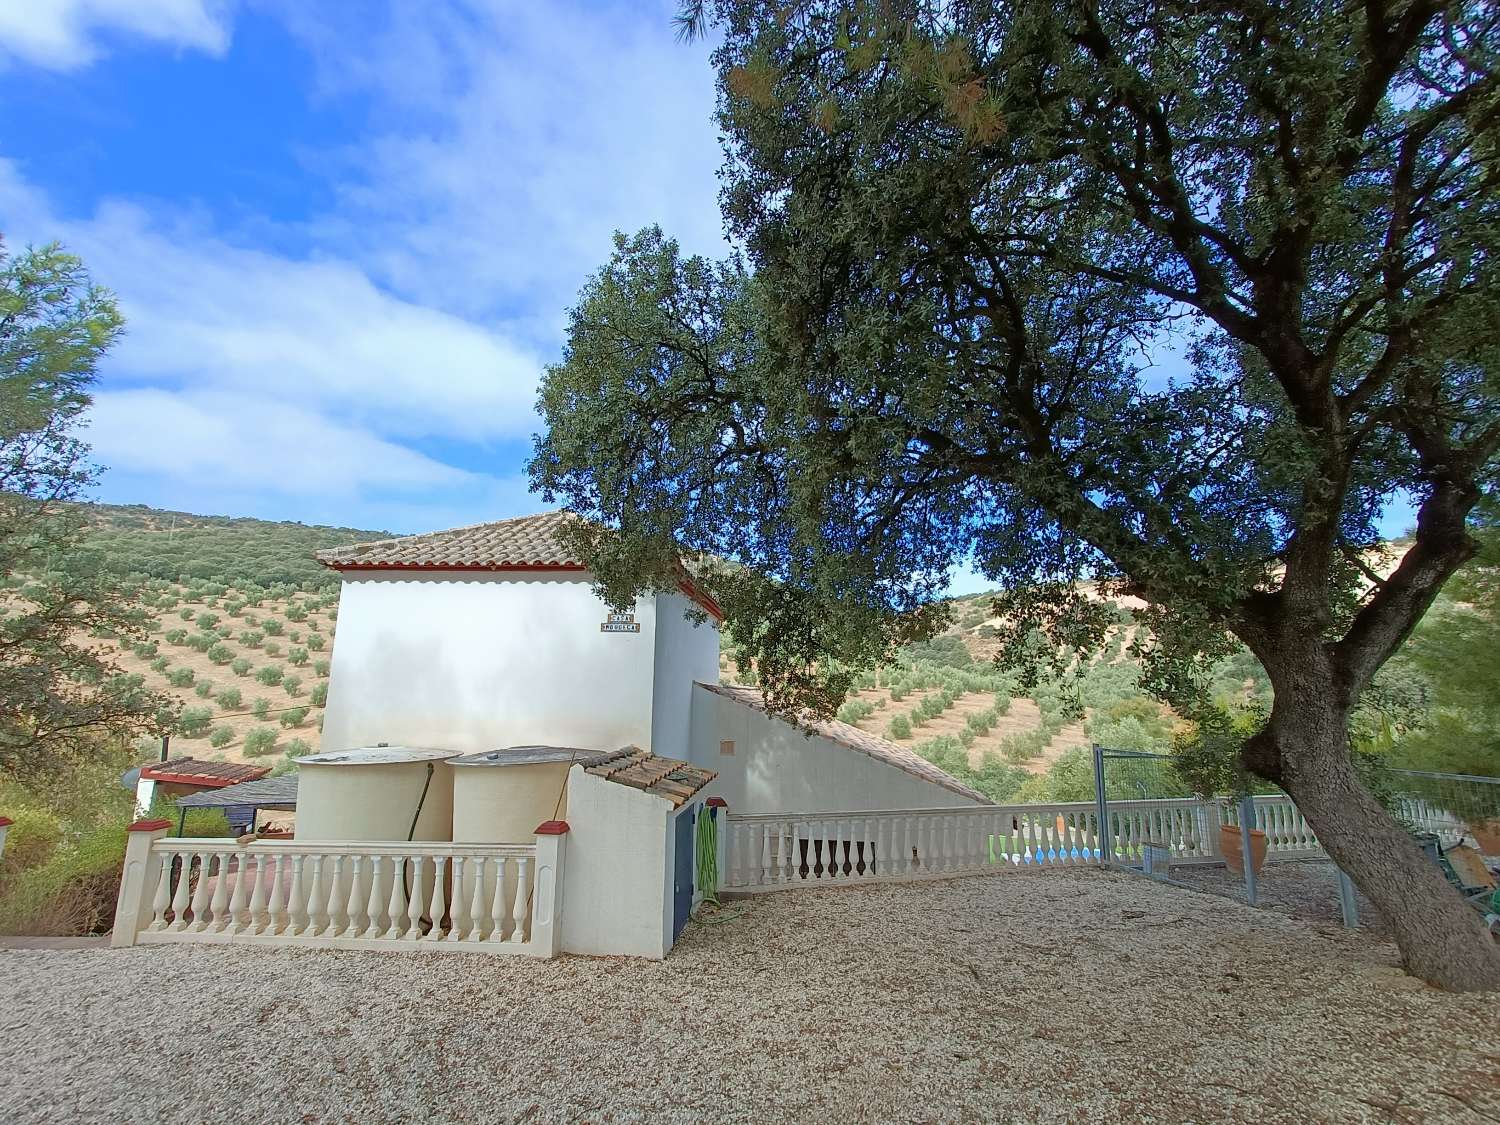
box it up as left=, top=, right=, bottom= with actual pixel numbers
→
left=719, top=739, right=735, bottom=757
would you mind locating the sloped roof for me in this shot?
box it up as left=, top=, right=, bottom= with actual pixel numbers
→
left=697, top=682, right=989, bottom=804
left=585, top=747, right=717, bottom=808
left=139, top=757, right=271, bottom=788
left=175, top=775, right=298, bottom=809
left=316, top=511, right=585, bottom=571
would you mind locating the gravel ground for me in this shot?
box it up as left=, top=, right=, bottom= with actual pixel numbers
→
left=2, top=868, right=1496, bottom=1124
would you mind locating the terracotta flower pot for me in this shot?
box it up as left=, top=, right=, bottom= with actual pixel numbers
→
left=1221, top=825, right=1269, bottom=876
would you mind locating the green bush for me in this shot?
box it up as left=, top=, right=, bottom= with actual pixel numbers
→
left=177, top=706, right=213, bottom=737
left=132, top=640, right=158, bottom=659
left=255, top=665, right=283, bottom=687
left=262, top=618, right=284, bottom=637
left=193, top=680, right=214, bottom=699
left=196, top=613, right=219, bottom=631
left=286, top=737, right=311, bottom=757
left=186, top=632, right=214, bottom=652
left=313, top=659, right=330, bottom=676
left=207, top=642, right=234, bottom=665
left=252, top=698, right=271, bottom=721
left=243, top=727, right=279, bottom=757
left=231, top=657, right=252, bottom=677
left=287, top=646, right=309, bottom=666
left=149, top=656, right=170, bottom=673
left=166, top=667, right=194, bottom=687
left=264, top=641, right=281, bottom=657
left=285, top=604, right=307, bottom=622
left=282, top=673, right=303, bottom=697
left=216, top=686, right=243, bottom=710
left=887, top=715, right=912, bottom=740
left=178, top=608, right=194, bottom=621
left=164, top=629, right=187, bottom=645
left=209, top=725, right=234, bottom=748
left=310, top=681, right=328, bottom=707
left=279, top=705, right=309, bottom=728
left=239, top=630, right=264, bottom=648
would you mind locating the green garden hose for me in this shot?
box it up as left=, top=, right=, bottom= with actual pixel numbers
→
left=695, top=803, right=721, bottom=907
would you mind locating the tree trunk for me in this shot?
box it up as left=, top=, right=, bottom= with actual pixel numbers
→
left=1269, top=701, right=1500, bottom=992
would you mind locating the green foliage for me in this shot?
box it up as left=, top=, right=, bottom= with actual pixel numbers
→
left=149, top=656, right=169, bottom=674
left=287, top=646, right=308, bottom=667
left=310, top=680, right=328, bottom=707
left=313, top=659, right=330, bottom=677
left=242, top=726, right=278, bottom=757
left=887, top=714, right=912, bottom=741
left=165, top=667, right=194, bottom=688
left=282, top=673, right=302, bottom=697
left=231, top=657, right=251, bottom=677
left=262, top=618, right=284, bottom=637
left=163, top=629, right=187, bottom=645
left=264, top=641, right=281, bottom=657
left=306, top=633, right=326, bottom=652
left=251, top=698, right=270, bottom=721
left=285, top=604, right=307, bottom=622
left=208, top=725, right=234, bottom=748
left=193, top=680, right=213, bottom=699
left=239, top=630, right=264, bottom=648
left=195, top=612, right=218, bottom=631
left=279, top=705, right=309, bottom=728
left=207, top=642, right=233, bottom=665
left=177, top=706, right=212, bottom=737
left=836, top=698, right=874, bottom=725
left=215, top=686, right=242, bottom=711
left=254, top=664, right=283, bottom=687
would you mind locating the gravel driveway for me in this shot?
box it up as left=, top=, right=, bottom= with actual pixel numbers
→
left=1, top=868, right=1495, bottom=1124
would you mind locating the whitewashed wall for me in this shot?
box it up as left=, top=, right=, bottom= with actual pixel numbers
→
left=650, top=592, right=720, bottom=761
left=322, top=571, right=659, bottom=754
left=560, top=766, right=673, bottom=958
left=690, top=685, right=980, bottom=815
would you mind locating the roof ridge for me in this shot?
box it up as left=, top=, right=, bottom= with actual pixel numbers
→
left=315, top=511, right=575, bottom=562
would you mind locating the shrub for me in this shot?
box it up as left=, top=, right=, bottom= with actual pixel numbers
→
left=285, top=604, right=307, bottom=622
left=313, top=659, right=330, bottom=677
left=179, top=608, right=194, bottom=621
left=196, top=613, right=219, bottom=631
left=310, top=681, right=328, bottom=707
left=252, top=698, right=271, bottom=720
left=231, top=657, right=252, bottom=677
left=164, top=629, right=188, bottom=645
left=286, top=737, right=311, bottom=757
left=177, top=706, right=213, bottom=737
left=243, top=727, right=279, bottom=757
left=166, top=667, right=194, bottom=687
left=888, top=682, right=908, bottom=702
left=288, top=646, right=308, bottom=666
left=193, top=680, right=214, bottom=699
left=887, top=715, right=912, bottom=740
left=149, top=656, right=170, bottom=674
left=279, top=705, right=309, bottom=728
left=208, top=725, right=235, bottom=748
left=207, top=643, right=233, bottom=665
left=288, top=630, right=301, bottom=643
left=216, top=686, right=243, bottom=711
left=186, top=632, right=214, bottom=652
left=264, top=641, right=281, bottom=657
left=255, top=665, right=283, bottom=687
left=282, top=673, right=303, bottom=697
left=132, top=640, right=158, bottom=659
left=262, top=618, right=284, bottom=637
left=239, top=630, right=264, bottom=648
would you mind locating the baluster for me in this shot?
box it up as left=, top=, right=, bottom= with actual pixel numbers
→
left=323, top=856, right=345, bottom=937
left=245, top=852, right=269, bottom=935
left=303, top=855, right=326, bottom=936
left=831, top=820, right=844, bottom=880
left=869, top=817, right=882, bottom=878
left=467, top=855, right=487, bottom=941
left=406, top=856, right=427, bottom=939
left=447, top=856, right=471, bottom=941
left=286, top=855, right=307, bottom=937
left=425, top=855, right=448, bottom=940
left=364, top=855, right=386, bottom=938
left=208, top=853, right=232, bottom=932
left=166, top=850, right=193, bottom=931
left=384, top=856, right=408, bottom=939
left=341, top=856, right=365, bottom=938
left=787, top=822, right=800, bottom=882
left=509, top=855, right=530, bottom=944
left=265, top=855, right=287, bottom=935
left=148, top=852, right=173, bottom=931
left=225, top=852, right=251, bottom=935
left=489, top=856, right=509, bottom=941
left=187, top=852, right=214, bottom=932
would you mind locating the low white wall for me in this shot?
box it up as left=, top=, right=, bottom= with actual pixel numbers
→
left=690, top=685, right=978, bottom=815
left=322, top=571, right=658, bottom=755
left=650, top=592, right=720, bottom=760
left=560, top=767, right=672, bottom=959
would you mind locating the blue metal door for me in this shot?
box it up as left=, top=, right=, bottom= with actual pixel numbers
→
left=672, top=808, right=695, bottom=944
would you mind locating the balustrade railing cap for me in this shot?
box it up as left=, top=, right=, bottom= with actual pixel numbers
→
left=706, top=797, right=728, bottom=809
left=0, top=816, right=12, bottom=827
left=534, top=820, right=570, bottom=835
left=128, top=818, right=173, bottom=832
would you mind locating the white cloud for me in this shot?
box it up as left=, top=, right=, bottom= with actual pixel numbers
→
left=0, top=0, right=231, bottom=70
left=0, top=161, right=542, bottom=442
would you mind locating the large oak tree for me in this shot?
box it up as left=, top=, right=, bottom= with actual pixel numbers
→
left=532, top=0, right=1500, bottom=989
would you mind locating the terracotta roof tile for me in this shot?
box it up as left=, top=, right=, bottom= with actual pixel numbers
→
left=585, top=747, right=717, bottom=808
left=696, top=682, right=988, bottom=804
left=139, top=757, right=272, bottom=788
left=316, top=511, right=585, bottom=570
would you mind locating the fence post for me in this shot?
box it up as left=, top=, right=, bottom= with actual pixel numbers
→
left=0, top=816, right=11, bottom=863
left=112, top=818, right=172, bottom=948
left=1092, top=744, right=1110, bottom=865
left=531, top=821, right=570, bottom=959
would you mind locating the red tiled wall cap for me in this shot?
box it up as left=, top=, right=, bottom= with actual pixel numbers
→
left=705, top=797, right=728, bottom=809
left=534, top=820, right=570, bottom=835
left=127, top=818, right=173, bottom=833
left=0, top=816, right=12, bottom=828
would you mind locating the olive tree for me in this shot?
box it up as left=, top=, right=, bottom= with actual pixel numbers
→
left=534, top=0, right=1500, bottom=988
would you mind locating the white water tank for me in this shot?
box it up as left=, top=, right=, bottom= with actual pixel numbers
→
left=295, top=746, right=460, bottom=842
left=449, top=746, right=607, bottom=843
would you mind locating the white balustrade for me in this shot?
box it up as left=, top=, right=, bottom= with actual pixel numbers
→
left=113, top=829, right=566, bottom=957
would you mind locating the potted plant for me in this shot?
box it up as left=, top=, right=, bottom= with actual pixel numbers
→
left=1170, top=703, right=1268, bottom=876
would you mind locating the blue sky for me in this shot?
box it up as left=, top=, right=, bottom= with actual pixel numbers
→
left=0, top=0, right=726, bottom=534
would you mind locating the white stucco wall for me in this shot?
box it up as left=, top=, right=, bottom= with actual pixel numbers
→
left=690, top=685, right=979, bottom=815
left=321, top=571, right=659, bottom=755
left=560, top=766, right=672, bottom=959
left=650, top=592, right=720, bottom=760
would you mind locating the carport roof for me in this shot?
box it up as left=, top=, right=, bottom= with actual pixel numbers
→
left=696, top=682, right=989, bottom=804
left=585, top=747, right=717, bottom=807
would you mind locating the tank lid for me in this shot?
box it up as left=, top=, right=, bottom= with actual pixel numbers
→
left=449, top=745, right=611, bottom=768
left=298, top=746, right=462, bottom=766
